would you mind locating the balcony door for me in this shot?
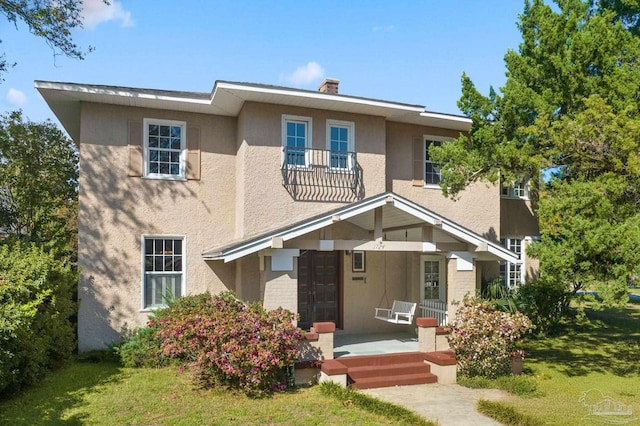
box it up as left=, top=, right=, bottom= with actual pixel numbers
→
left=297, top=250, right=341, bottom=330
left=326, top=120, right=354, bottom=170
left=282, top=115, right=311, bottom=167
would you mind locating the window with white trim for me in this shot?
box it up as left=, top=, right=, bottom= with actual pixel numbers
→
left=421, top=256, right=446, bottom=301
left=424, top=136, right=450, bottom=186
left=327, top=120, right=354, bottom=170
left=282, top=115, right=312, bottom=167
left=500, top=238, right=523, bottom=289
left=144, top=119, right=186, bottom=179
left=500, top=180, right=530, bottom=199
left=143, top=236, right=184, bottom=309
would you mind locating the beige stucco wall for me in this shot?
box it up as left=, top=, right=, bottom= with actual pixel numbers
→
left=523, top=239, right=540, bottom=282
left=234, top=255, right=261, bottom=302
left=446, top=258, right=478, bottom=320
left=385, top=121, right=501, bottom=238
left=235, top=102, right=387, bottom=238
left=342, top=250, right=416, bottom=334
left=500, top=198, right=539, bottom=238
left=77, top=103, right=238, bottom=351
left=262, top=258, right=298, bottom=314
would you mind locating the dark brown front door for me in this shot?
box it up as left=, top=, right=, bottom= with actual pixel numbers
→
left=298, top=250, right=340, bottom=330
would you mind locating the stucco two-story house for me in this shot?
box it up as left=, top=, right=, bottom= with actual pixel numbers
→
left=36, top=78, right=539, bottom=352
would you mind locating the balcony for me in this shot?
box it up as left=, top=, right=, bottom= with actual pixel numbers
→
left=281, top=146, right=364, bottom=202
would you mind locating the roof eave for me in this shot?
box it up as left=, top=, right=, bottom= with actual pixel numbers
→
left=35, top=80, right=472, bottom=139
left=202, top=192, right=517, bottom=263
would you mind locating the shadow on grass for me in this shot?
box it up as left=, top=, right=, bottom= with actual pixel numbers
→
left=524, top=308, right=640, bottom=378
left=0, top=360, right=123, bottom=425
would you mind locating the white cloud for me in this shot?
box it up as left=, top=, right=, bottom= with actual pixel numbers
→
left=7, top=88, right=27, bottom=106
left=286, top=62, right=325, bottom=86
left=82, top=0, right=134, bottom=29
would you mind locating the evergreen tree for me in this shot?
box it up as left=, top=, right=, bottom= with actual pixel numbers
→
left=430, top=0, right=640, bottom=305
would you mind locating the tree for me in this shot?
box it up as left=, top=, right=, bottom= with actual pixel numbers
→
left=429, top=0, right=640, bottom=305
left=0, top=0, right=105, bottom=79
left=0, top=110, right=78, bottom=260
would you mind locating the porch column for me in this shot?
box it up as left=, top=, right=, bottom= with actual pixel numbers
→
left=446, top=256, right=477, bottom=321
left=262, top=249, right=300, bottom=314
left=417, top=317, right=437, bottom=352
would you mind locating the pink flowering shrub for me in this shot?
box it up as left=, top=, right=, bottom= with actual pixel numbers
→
left=447, top=296, right=534, bottom=378
left=149, top=292, right=303, bottom=396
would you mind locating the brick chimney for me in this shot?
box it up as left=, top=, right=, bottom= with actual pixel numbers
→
left=318, top=78, right=340, bottom=94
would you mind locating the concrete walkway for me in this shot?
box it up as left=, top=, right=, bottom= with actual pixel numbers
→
left=362, top=383, right=511, bottom=426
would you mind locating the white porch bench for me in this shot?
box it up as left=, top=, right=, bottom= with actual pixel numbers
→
left=374, top=300, right=417, bottom=325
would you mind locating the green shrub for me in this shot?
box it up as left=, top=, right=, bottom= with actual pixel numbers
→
left=516, top=279, right=570, bottom=333
left=0, top=242, right=77, bottom=395
left=448, top=296, right=534, bottom=378
left=149, top=292, right=304, bottom=396
left=115, top=326, right=168, bottom=368
left=481, top=278, right=519, bottom=314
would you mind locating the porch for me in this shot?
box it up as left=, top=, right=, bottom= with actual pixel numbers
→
left=204, top=192, right=518, bottom=340
left=334, top=332, right=418, bottom=357
left=310, top=319, right=456, bottom=389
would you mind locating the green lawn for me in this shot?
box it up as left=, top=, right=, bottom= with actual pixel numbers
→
left=4, top=304, right=639, bottom=425
left=482, top=303, right=640, bottom=425
left=0, top=361, right=430, bottom=425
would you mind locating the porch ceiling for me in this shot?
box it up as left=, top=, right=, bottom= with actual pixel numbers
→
left=346, top=204, right=421, bottom=231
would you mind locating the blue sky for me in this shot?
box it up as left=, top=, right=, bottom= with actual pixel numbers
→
left=0, top=1, right=525, bottom=126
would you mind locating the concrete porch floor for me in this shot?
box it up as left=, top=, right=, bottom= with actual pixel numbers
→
left=333, top=332, right=418, bottom=357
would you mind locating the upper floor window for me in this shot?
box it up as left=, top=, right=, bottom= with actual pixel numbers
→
left=142, top=236, right=184, bottom=309
left=327, top=120, right=355, bottom=169
left=424, top=136, right=449, bottom=186
left=501, top=180, right=530, bottom=199
left=144, top=119, right=186, bottom=179
left=282, top=115, right=312, bottom=167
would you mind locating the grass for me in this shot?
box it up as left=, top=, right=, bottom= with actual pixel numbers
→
left=458, top=374, right=539, bottom=397
left=0, top=361, right=429, bottom=425
left=319, top=382, right=435, bottom=426
left=469, top=302, right=640, bottom=425
left=477, top=400, right=543, bottom=426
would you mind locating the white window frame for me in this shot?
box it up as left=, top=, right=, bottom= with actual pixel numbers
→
left=420, top=255, right=446, bottom=302
left=424, top=135, right=452, bottom=188
left=500, top=180, right=530, bottom=200
left=141, top=234, right=186, bottom=311
left=143, top=118, right=187, bottom=180
left=326, top=119, right=355, bottom=171
left=281, top=115, right=312, bottom=168
left=500, top=237, right=525, bottom=288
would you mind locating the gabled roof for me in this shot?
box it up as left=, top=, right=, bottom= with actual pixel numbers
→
left=35, top=80, right=471, bottom=141
left=202, top=192, right=518, bottom=263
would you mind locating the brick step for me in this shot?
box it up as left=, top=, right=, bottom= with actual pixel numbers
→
left=350, top=372, right=438, bottom=390
left=336, top=352, right=427, bottom=368
left=424, top=350, right=457, bottom=366
left=348, top=361, right=431, bottom=380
